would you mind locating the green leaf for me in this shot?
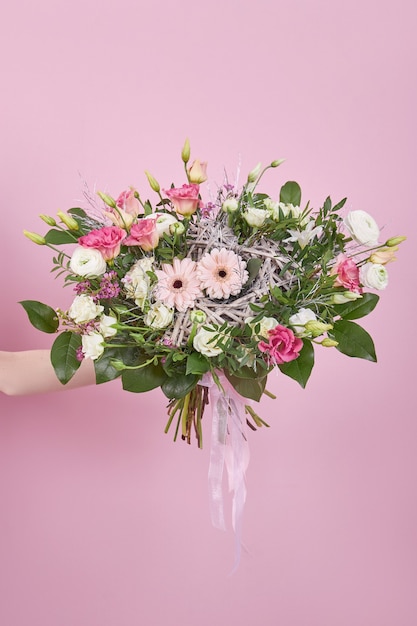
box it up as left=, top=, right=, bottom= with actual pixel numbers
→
left=50, top=332, right=82, bottom=384
left=122, top=362, right=167, bottom=393
left=19, top=300, right=59, bottom=333
left=162, top=373, right=199, bottom=399
left=94, top=348, right=123, bottom=384
left=332, top=293, right=380, bottom=320
left=68, top=207, right=88, bottom=218
left=186, top=352, right=210, bottom=376
left=45, top=229, right=78, bottom=244
left=278, top=340, right=314, bottom=388
left=246, top=258, right=263, bottom=283
left=224, top=371, right=267, bottom=401
left=331, top=320, right=377, bottom=361
left=279, top=181, right=302, bottom=206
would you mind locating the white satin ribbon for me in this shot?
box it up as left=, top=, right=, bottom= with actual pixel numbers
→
left=202, top=373, right=250, bottom=570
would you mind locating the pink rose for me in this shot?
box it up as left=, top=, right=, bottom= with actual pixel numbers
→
left=187, top=160, right=208, bottom=184
left=116, top=189, right=142, bottom=217
left=79, top=226, right=126, bottom=261
left=123, top=218, right=159, bottom=251
left=258, top=324, right=303, bottom=365
left=164, top=184, right=200, bottom=216
left=331, top=254, right=361, bottom=293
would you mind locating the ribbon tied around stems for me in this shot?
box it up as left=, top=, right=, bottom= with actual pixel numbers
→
left=201, top=372, right=250, bottom=571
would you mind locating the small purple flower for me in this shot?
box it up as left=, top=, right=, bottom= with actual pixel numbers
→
left=200, top=202, right=216, bottom=218
left=76, top=346, right=85, bottom=362
left=96, top=271, right=121, bottom=300
left=224, top=183, right=234, bottom=192
left=74, top=280, right=91, bottom=295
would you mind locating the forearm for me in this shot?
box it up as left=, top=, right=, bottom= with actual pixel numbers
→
left=0, top=350, right=96, bottom=396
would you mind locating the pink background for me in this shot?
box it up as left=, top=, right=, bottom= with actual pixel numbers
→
left=1, top=1, right=416, bottom=624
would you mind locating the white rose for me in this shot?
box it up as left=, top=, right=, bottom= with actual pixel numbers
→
left=193, top=326, right=224, bottom=357
left=122, top=258, right=154, bottom=309
left=242, top=207, right=268, bottom=227
left=144, top=302, right=174, bottom=329
left=344, top=210, right=380, bottom=245
left=70, top=246, right=107, bottom=277
left=222, top=198, right=239, bottom=213
left=68, top=295, right=104, bottom=324
left=359, top=262, right=388, bottom=290
left=100, top=314, right=118, bottom=338
left=82, top=332, right=105, bottom=360
left=144, top=213, right=178, bottom=236
left=246, top=316, right=279, bottom=338
left=289, top=308, right=317, bottom=337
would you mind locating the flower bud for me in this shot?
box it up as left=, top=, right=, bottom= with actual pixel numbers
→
left=97, top=191, right=117, bottom=208
left=369, top=246, right=398, bottom=264
left=331, top=291, right=362, bottom=304
left=187, top=160, right=208, bottom=184
left=23, top=230, right=46, bottom=245
left=145, top=170, right=161, bottom=193
left=270, top=159, right=285, bottom=168
left=181, top=138, right=191, bottom=164
left=57, top=211, right=79, bottom=230
left=304, top=320, right=333, bottom=336
left=385, top=236, right=406, bottom=247
left=169, top=221, right=185, bottom=236
left=39, top=214, right=57, bottom=226
left=222, top=198, right=239, bottom=213
left=321, top=338, right=339, bottom=347
left=190, top=310, right=206, bottom=324
left=247, top=162, right=262, bottom=183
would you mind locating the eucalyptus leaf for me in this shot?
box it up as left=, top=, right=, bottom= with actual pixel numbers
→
left=279, top=181, right=302, bottom=206
left=278, top=340, right=314, bottom=388
left=246, top=258, right=263, bottom=283
left=51, top=332, right=82, bottom=384
left=19, top=300, right=59, bottom=333
left=331, top=320, right=377, bottom=361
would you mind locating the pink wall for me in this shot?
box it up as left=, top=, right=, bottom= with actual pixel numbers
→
left=1, top=1, right=416, bottom=624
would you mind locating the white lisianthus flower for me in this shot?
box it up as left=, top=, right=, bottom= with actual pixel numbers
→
left=100, top=314, right=118, bottom=338
left=70, top=246, right=107, bottom=277
left=246, top=316, right=279, bottom=338
left=144, top=212, right=178, bottom=236
left=144, top=302, right=174, bottom=329
left=285, top=220, right=323, bottom=249
left=288, top=308, right=318, bottom=337
left=344, top=210, right=380, bottom=245
left=242, top=207, right=268, bottom=228
left=68, top=295, right=104, bottom=324
left=122, top=258, right=154, bottom=310
left=193, top=326, right=224, bottom=357
left=82, top=332, right=105, bottom=360
left=359, top=262, right=388, bottom=290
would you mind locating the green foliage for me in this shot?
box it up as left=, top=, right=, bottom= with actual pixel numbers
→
left=19, top=300, right=59, bottom=333
left=280, top=181, right=302, bottom=206
left=50, top=331, right=82, bottom=384
left=122, top=362, right=167, bottom=393
left=45, top=229, right=78, bottom=244
left=224, top=369, right=267, bottom=401
left=330, top=320, right=377, bottom=361
left=332, top=293, right=379, bottom=320
left=278, top=340, right=315, bottom=388
left=162, top=373, right=200, bottom=399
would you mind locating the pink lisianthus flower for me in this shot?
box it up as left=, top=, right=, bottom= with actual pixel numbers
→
left=79, top=226, right=126, bottom=261
left=116, top=189, right=142, bottom=217
left=331, top=254, right=361, bottom=293
left=258, top=325, right=303, bottom=365
left=123, top=218, right=159, bottom=251
left=164, top=184, right=200, bottom=217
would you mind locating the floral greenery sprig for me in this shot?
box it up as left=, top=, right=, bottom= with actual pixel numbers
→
left=22, top=140, right=405, bottom=447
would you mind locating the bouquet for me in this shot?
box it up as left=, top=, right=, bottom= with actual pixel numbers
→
left=22, top=140, right=405, bottom=449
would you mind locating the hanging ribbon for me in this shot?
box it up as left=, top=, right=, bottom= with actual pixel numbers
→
left=201, top=373, right=250, bottom=571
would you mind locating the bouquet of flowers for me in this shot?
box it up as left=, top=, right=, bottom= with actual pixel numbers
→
left=22, top=140, right=405, bottom=450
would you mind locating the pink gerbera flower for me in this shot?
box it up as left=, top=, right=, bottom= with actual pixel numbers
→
left=154, top=258, right=202, bottom=312
left=197, top=248, right=249, bottom=299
